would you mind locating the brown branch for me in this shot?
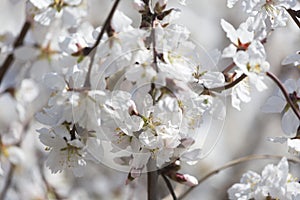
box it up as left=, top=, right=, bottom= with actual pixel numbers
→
left=286, top=9, right=300, bottom=29
left=266, top=71, right=300, bottom=120
left=0, top=21, right=31, bottom=84
left=203, top=73, right=247, bottom=94
left=178, top=154, right=300, bottom=200
left=83, top=0, right=121, bottom=88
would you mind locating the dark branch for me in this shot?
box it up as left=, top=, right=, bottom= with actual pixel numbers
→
left=286, top=9, right=300, bottom=29
left=203, top=73, right=247, bottom=94
left=0, top=21, right=31, bottom=84
left=83, top=0, right=121, bottom=88
left=161, top=174, right=177, bottom=200
left=147, top=158, right=159, bottom=200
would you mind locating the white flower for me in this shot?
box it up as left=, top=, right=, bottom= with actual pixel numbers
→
left=233, top=40, right=269, bottom=92
left=38, top=126, right=86, bottom=176
left=227, top=0, right=297, bottom=28
left=29, top=0, right=86, bottom=27
left=231, top=72, right=251, bottom=110
left=221, top=19, right=254, bottom=58
left=287, top=138, right=300, bottom=156
left=262, top=79, right=300, bottom=136
left=228, top=157, right=300, bottom=200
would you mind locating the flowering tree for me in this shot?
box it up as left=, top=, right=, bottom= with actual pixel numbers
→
left=0, top=0, right=299, bottom=199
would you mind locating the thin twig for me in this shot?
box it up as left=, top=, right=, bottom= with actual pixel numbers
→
left=83, top=0, right=121, bottom=88
left=40, top=164, right=63, bottom=199
left=266, top=71, right=300, bottom=120
left=0, top=21, right=31, bottom=84
left=161, top=174, right=177, bottom=200
left=0, top=164, right=15, bottom=200
left=151, top=27, right=158, bottom=72
left=286, top=9, right=300, bottom=29
left=0, top=120, right=31, bottom=199
left=178, top=154, right=300, bottom=200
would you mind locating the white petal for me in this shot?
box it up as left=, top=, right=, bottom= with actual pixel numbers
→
left=237, top=22, right=254, bottom=44
left=65, top=0, right=81, bottom=5
left=30, top=0, right=52, bottom=9
left=221, top=19, right=238, bottom=43
left=111, top=10, right=132, bottom=32
left=34, top=8, right=56, bottom=26
left=14, top=46, right=39, bottom=60
left=261, top=96, right=286, bottom=113
left=7, top=146, right=25, bottom=165
left=17, top=79, right=39, bottom=103
left=282, top=109, right=299, bottom=136
left=287, top=139, right=300, bottom=156
left=222, top=44, right=237, bottom=58
left=267, top=136, right=287, bottom=144
left=227, top=0, right=239, bottom=8
left=43, top=73, right=66, bottom=91
left=234, top=51, right=249, bottom=73
left=282, top=53, right=300, bottom=66
left=284, top=79, right=297, bottom=93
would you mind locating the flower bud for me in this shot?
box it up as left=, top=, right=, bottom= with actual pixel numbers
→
left=128, top=100, right=139, bottom=115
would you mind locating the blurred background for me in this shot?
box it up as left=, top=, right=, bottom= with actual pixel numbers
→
left=0, top=0, right=300, bottom=199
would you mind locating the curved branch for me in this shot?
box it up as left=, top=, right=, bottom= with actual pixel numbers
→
left=266, top=71, right=300, bottom=120
left=178, top=154, right=300, bottom=200
left=203, top=73, right=247, bottom=94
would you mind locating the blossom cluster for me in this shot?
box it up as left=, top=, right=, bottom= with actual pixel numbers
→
left=0, top=0, right=299, bottom=199
left=228, top=158, right=300, bottom=200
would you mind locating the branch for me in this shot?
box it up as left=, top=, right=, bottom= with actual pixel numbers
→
left=286, top=9, right=300, bottom=29
left=40, top=164, right=63, bottom=199
left=266, top=71, right=300, bottom=120
left=0, top=121, right=31, bottom=199
left=83, top=0, right=121, bottom=88
left=151, top=27, right=158, bottom=72
left=178, top=154, right=300, bottom=200
left=161, top=174, right=177, bottom=200
left=203, top=73, right=247, bottom=94
left=0, top=164, right=15, bottom=200
left=0, top=21, right=31, bottom=84
left=147, top=158, right=159, bottom=200
left=222, top=62, right=235, bottom=74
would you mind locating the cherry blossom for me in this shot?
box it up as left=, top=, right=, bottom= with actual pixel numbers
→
left=29, top=0, right=86, bottom=27
left=0, top=0, right=300, bottom=199
left=228, top=157, right=300, bottom=200
left=227, top=0, right=297, bottom=28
